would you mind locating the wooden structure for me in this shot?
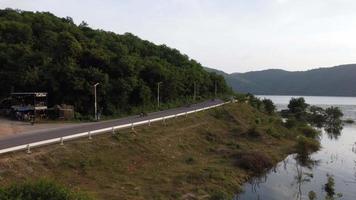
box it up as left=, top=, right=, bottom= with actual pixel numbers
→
left=11, top=92, right=48, bottom=121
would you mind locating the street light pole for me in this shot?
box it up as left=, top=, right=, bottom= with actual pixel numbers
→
left=157, top=82, right=162, bottom=108
left=93, top=83, right=100, bottom=121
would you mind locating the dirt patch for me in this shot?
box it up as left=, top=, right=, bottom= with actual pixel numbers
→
left=0, top=118, right=78, bottom=138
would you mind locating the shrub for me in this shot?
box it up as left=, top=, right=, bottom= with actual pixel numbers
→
left=324, top=174, right=335, bottom=197
left=254, top=118, right=261, bottom=125
left=296, top=136, right=320, bottom=156
left=204, top=131, right=221, bottom=143
left=343, top=119, right=354, bottom=124
left=246, top=126, right=263, bottom=138
left=235, top=151, right=273, bottom=174
left=287, top=97, right=309, bottom=120
left=307, top=106, right=326, bottom=127
left=0, top=179, right=91, bottom=200
left=209, top=191, right=230, bottom=200
left=285, top=118, right=297, bottom=129
left=308, top=191, right=317, bottom=200
left=298, top=126, right=320, bottom=139
left=262, top=99, right=275, bottom=115
left=266, top=127, right=282, bottom=139
left=185, top=156, right=195, bottom=165
left=211, top=109, right=236, bottom=124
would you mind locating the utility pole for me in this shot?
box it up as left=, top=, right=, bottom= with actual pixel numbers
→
left=93, top=83, right=100, bottom=121
left=157, top=82, right=162, bottom=108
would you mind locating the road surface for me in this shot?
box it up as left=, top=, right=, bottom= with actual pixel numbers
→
left=0, top=99, right=224, bottom=151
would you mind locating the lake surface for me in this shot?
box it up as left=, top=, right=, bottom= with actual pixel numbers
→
left=236, top=95, right=356, bottom=200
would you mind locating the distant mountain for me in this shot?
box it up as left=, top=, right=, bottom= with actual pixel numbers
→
left=206, top=64, right=356, bottom=96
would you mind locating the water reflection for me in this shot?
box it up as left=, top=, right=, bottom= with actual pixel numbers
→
left=237, top=96, right=356, bottom=200
left=351, top=142, right=356, bottom=154
left=325, top=124, right=343, bottom=140
left=237, top=125, right=356, bottom=200
left=295, top=153, right=320, bottom=169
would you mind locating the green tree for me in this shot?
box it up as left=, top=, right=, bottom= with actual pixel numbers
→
left=0, top=9, right=231, bottom=117
left=262, top=98, right=275, bottom=115
left=288, top=97, right=308, bottom=120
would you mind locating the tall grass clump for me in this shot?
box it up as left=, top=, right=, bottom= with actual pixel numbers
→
left=235, top=151, right=274, bottom=174
left=0, top=179, right=92, bottom=200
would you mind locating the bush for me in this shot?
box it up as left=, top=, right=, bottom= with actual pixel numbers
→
left=246, top=126, right=263, bottom=138
left=254, top=118, right=261, bottom=125
left=285, top=118, right=297, bottom=129
left=209, top=191, right=230, bottom=200
left=324, top=174, right=335, bottom=197
left=235, top=151, right=273, bottom=174
left=343, top=119, right=355, bottom=124
left=262, top=99, right=275, bottom=115
left=0, top=179, right=91, bottom=200
left=298, top=126, right=320, bottom=139
left=296, top=136, right=320, bottom=156
left=185, top=156, right=195, bottom=165
left=308, top=191, right=317, bottom=200
left=266, top=127, right=283, bottom=139
left=287, top=97, right=309, bottom=120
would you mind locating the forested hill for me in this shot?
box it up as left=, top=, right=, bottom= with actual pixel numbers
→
left=0, top=9, right=230, bottom=115
left=206, top=64, right=356, bottom=96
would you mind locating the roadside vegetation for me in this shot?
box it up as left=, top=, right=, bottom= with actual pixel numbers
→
left=0, top=9, right=231, bottom=119
left=0, top=102, right=317, bottom=199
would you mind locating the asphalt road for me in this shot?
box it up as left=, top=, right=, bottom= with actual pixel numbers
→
left=0, top=99, right=224, bottom=150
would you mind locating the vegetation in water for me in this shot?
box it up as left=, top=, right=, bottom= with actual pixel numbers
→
left=324, top=174, right=343, bottom=200
left=343, top=118, right=354, bottom=124
left=308, top=191, right=317, bottom=200
left=282, top=97, right=344, bottom=137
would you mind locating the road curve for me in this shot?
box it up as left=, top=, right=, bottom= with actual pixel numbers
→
left=0, top=99, right=224, bottom=150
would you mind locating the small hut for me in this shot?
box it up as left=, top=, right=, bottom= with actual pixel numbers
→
left=10, top=92, right=47, bottom=120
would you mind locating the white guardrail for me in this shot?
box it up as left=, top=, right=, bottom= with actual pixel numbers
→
left=0, top=102, right=228, bottom=155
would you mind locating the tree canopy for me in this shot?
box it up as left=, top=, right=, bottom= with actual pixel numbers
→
left=0, top=9, right=230, bottom=116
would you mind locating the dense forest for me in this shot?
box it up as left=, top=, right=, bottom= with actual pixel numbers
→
left=206, top=64, right=356, bottom=96
left=0, top=9, right=230, bottom=116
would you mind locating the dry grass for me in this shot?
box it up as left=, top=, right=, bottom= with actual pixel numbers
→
left=0, top=103, right=300, bottom=200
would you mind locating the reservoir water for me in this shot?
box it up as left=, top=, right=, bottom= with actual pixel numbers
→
left=236, top=95, right=356, bottom=200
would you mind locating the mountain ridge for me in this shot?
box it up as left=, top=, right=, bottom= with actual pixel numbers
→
left=206, top=64, right=356, bottom=97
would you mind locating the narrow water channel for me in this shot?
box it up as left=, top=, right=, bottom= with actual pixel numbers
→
left=236, top=96, right=356, bottom=200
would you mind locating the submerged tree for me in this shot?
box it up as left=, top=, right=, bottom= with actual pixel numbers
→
left=287, top=97, right=309, bottom=120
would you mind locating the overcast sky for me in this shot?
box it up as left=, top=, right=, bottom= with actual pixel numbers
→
left=1, top=0, right=356, bottom=73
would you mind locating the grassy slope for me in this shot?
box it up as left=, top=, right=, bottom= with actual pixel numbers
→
left=0, top=103, right=298, bottom=199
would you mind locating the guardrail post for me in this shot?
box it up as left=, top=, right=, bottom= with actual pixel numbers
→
left=60, top=137, right=64, bottom=146
left=148, top=120, right=151, bottom=126
left=163, top=117, right=166, bottom=126
left=185, top=112, right=188, bottom=118
left=88, top=131, right=92, bottom=140
left=112, top=127, right=115, bottom=135
left=131, top=123, right=134, bottom=131
left=175, top=114, right=177, bottom=119
left=26, top=144, right=31, bottom=154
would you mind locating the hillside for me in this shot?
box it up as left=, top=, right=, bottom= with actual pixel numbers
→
left=0, top=102, right=300, bottom=199
left=0, top=9, right=229, bottom=116
left=207, top=64, right=356, bottom=96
